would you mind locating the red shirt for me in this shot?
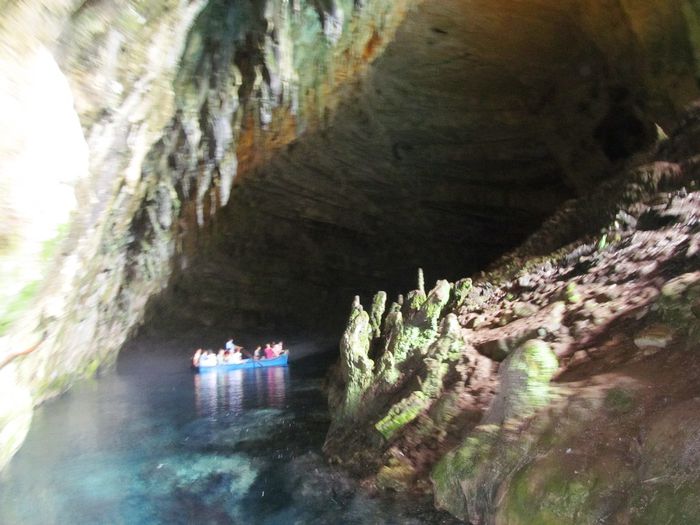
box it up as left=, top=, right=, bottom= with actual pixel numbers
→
left=264, top=346, right=275, bottom=359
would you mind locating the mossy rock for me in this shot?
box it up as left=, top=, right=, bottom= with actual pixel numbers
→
left=603, top=387, right=635, bottom=415
left=376, top=460, right=416, bottom=492
left=339, top=304, right=374, bottom=419
left=565, top=282, right=582, bottom=304
left=431, top=424, right=501, bottom=521
left=499, top=451, right=636, bottom=525
left=658, top=272, right=700, bottom=329
left=485, top=339, right=559, bottom=424
left=630, top=482, right=700, bottom=525
left=421, top=358, right=449, bottom=398
left=375, top=391, right=429, bottom=440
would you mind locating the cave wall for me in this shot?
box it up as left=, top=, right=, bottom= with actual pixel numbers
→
left=1, top=0, right=700, bottom=470
left=153, top=0, right=700, bottom=333
left=0, top=0, right=414, bottom=470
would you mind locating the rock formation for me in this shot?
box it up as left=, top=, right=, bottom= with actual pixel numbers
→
left=325, top=111, right=700, bottom=522
left=1, top=0, right=700, bottom=520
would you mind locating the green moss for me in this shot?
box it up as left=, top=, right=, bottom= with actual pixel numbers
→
left=596, top=233, right=608, bottom=251
left=421, top=359, right=449, bottom=398
left=631, top=482, right=700, bottom=525
left=376, top=461, right=415, bottom=491
left=565, top=282, right=582, bottom=304
left=431, top=425, right=501, bottom=520
left=604, top=388, right=635, bottom=414
left=406, top=290, right=427, bottom=311
left=520, top=340, right=559, bottom=381
left=451, top=278, right=472, bottom=308
left=430, top=391, right=462, bottom=428
left=82, top=358, right=101, bottom=378
left=504, top=462, right=594, bottom=525
left=375, top=391, right=429, bottom=440
left=494, top=339, right=559, bottom=423
left=393, top=325, right=436, bottom=363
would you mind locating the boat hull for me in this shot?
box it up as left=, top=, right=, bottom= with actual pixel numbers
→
left=194, top=353, right=289, bottom=372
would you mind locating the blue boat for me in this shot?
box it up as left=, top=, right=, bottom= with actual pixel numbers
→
left=195, top=353, right=289, bottom=372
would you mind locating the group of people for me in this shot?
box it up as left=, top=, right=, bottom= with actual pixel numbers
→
left=192, top=338, right=287, bottom=367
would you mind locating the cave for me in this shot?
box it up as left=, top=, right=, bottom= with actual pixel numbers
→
left=2, top=0, right=700, bottom=522
left=139, top=0, right=682, bottom=339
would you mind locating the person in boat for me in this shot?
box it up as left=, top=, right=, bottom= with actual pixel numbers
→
left=253, top=346, right=262, bottom=360
left=230, top=347, right=244, bottom=364
left=263, top=343, right=275, bottom=359
left=192, top=348, right=203, bottom=367
left=272, top=341, right=284, bottom=356
left=199, top=351, right=218, bottom=367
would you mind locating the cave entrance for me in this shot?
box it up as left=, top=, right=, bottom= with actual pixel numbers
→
left=139, top=0, right=667, bottom=346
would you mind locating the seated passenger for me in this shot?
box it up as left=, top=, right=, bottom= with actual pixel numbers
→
left=272, top=342, right=284, bottom=356
left=263, top=343, right=275, bottom=359
left=200, top=351, right=218, bottom=367
left=231, top=348, right=243, bottom=364
left=253, top=346, right=262, bottom=360
left=192, top=349, right=203, bottom=367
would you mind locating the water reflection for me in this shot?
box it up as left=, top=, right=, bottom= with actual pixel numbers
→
left=193, top=367, right=289, bottom=418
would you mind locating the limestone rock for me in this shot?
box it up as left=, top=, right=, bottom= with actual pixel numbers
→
left=339, top=301, right=374, bottom=420
left=634, top=323, right=675, bottom=351
left=0, top=367, right=33, bottom=472
left=369, top=291, right=387, bottom=339
left=484, top=339, right=559, bottom=424
left=512, top=301, right=538, bottom=319
left=375, top=391, right=430, bottom=440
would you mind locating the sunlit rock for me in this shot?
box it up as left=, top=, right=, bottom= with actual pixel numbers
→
left=0, top=366, right=32, bottom=472
left=338, top=298, right=374, bottom=420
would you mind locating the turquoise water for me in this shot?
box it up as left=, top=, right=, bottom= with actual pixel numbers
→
left=0, top=344, right=455, bottom=524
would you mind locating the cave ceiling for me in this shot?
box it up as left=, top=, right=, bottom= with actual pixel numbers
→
left=156, top=0, right=699, bottom=334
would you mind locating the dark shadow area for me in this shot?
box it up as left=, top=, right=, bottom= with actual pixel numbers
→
left=132, top=0, right=670, bottom=348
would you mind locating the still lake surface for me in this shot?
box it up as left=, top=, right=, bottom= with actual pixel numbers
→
left=0, top=343, right=454, bottom=524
